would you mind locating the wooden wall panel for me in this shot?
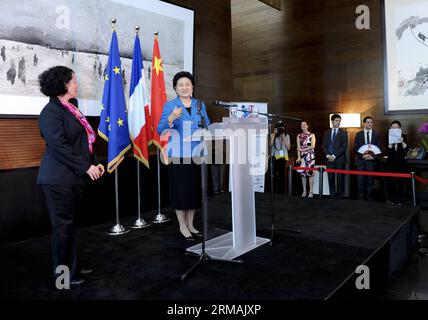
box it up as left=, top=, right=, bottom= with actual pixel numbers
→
left=232, top=0, right=427, bottom=161
left=0, top=0, right=233, bottom=170
left=0, top=119, right=45, bottom=170
left=0, top=117, right=107, bottom=170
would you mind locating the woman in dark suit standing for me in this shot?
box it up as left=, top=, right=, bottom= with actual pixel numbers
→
left=157, top=71, right=210, bottom=241
left=385, top=120, right=408, bottom=205
left=38, top=66, right=105, bottom=286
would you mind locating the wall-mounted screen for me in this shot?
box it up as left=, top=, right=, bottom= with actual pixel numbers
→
left=0, top=0, right=194, bottom=116
left=382, top=0, right=428, bottom=113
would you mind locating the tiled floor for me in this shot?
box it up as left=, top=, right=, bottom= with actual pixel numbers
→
left=381, top=209, right=428, bottom=300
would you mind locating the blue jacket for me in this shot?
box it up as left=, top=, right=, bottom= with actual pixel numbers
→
left=157, top=96, right=211, bottom=158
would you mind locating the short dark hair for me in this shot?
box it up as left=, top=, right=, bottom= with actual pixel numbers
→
left=390, top=120, right=402, bottom=128
left=39, top=66, right=74, bottom=97
left=363, top=116, right=373, bottom=123
left=301, top=120, right=310, bottom=127
left=173, top=71, right=195, bottom=89
left=331, top=114, right=341, bottom=122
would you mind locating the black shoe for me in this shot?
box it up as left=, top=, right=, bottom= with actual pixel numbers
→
left=191, top=232, right=203, bottom=238
left=80, top=268, right=93, bottom=275
left=213, top=191, right=220, bottom=195
left=358, top=194, right=365, bottom=200
left=180, top=233, right=195, bottom=241
left=70, top=277, right=86, bottom=286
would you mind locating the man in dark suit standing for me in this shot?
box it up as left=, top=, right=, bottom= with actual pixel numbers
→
left=353, top=116, right=381, bottom=200
left=323, top=114, right=348, bottom=198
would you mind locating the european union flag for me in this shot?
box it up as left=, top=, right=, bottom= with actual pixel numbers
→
left=98, top=31, right=131, bottom=173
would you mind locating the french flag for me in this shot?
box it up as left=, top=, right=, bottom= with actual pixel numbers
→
left=128, top=34, right=151, bottom=168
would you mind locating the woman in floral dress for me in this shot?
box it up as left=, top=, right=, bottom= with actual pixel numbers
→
left=296, top=121, right=316, bottom=198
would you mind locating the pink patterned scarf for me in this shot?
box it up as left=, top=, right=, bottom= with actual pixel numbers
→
left=61, top=100, right=96, bottom=154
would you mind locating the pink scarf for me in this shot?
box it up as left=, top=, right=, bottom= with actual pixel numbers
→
left=61, top=100, right=96, bottom=154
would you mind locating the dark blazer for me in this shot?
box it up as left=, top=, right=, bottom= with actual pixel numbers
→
left=386, top=142, right=408, bottom=172
left=353, top=130, right=381, bottom=164
left=37, top=97, right=99, bottom=185
left=322, top=128, right=348, bottom=164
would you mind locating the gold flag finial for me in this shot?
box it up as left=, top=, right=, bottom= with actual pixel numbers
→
left=154, top=31, right=159, bottom=37
left=135, top=26, right=140, bottom=34
left=111, top=18, right=117, bottom=31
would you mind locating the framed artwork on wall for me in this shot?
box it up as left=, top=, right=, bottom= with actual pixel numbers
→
left=382, top=0, right=428, bottom=114
left=0, top=0, right=194, bottom=117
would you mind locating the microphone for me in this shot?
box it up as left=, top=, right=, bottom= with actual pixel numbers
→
left=213, top=100, right=238, bottom=108
left=196, top=99, right=207, bottom=129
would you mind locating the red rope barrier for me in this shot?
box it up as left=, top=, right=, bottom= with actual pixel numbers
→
left=292, top=166, right=319, bottom=172
left=291, top=166, right=428, bottom=184
left=415, top=176, right=428, bottom=185
left=325, top=168, right=411, bottom=179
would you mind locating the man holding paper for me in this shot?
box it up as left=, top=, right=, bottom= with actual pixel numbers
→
left=354, top=116, right=381, bottom=201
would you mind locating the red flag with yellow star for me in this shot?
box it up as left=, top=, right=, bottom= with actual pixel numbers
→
left=150, top=35, right=168, bottom=150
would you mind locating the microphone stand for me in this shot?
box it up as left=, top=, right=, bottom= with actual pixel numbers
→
left=181, top=101, right=242, bottom=281
left=216, top=106, right=302, bottom=246
left=257, top=111, right=302, bottom=246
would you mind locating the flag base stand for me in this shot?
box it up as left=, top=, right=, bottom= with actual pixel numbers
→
left=152, top=213, right=170, bottom=224
left=106, top=224, right=130, bottom=236
left=130, top=218, right=151, bottom=229
left=152, top=149, right=170, bottom=224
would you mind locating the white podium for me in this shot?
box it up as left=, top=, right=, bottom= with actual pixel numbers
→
left=187, top=117, right=269, bottom=260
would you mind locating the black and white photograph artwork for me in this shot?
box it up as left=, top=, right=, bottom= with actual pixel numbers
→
left=383, top=0, right=428, bottom=113
left=0, top=0, right=194, bottom=116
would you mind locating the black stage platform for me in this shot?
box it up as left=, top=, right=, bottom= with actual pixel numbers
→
left=0, top=193, right=418, bottom=300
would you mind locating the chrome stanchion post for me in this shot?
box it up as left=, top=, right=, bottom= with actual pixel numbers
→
left=319, top=167, right=324, bottom=199
left=131, top=160, right=150, bottom=229
left=334, top=171, right=338, bottom=197
left=106, top=168, right=130, bottom=236
left=288, top=164, right=293, bottom=196
left=411, top=172, right=417, bottom=207
left=152, top=149, right=170, bottom=223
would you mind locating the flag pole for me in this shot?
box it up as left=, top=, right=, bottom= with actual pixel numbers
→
left=152, top=148, right=170, bottom=223
left=129, top=25, right=151, bottom=230
left=102, top=18, right=129, bottom=236
left=106, top=168, right=130, bottom=235
left=131, top=158, right=151, bottom=229
left=152, top=31, right=169, bottom=224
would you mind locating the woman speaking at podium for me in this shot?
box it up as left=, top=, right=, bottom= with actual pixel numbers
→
left=157, top=71, right=210, bottom=241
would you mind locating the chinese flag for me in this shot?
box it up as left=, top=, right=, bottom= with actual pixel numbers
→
left=150, top=35, right=168, bottom=150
